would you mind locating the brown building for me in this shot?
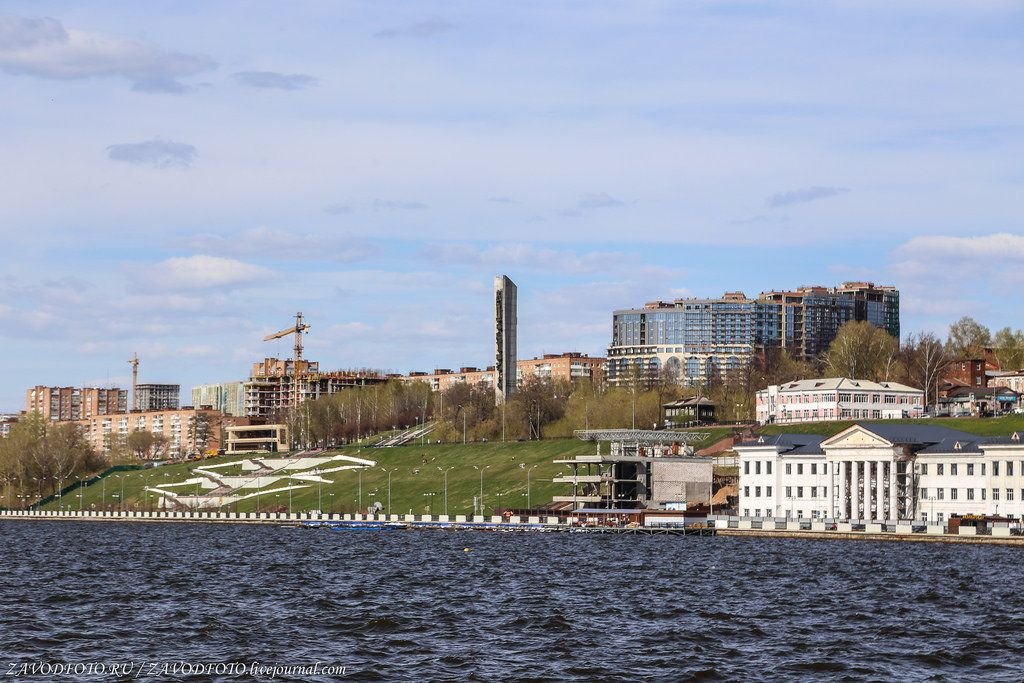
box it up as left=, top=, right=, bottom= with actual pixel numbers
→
left=26, top=386, right=128, bottom=422
left=77, top=407, right=248, bottom=458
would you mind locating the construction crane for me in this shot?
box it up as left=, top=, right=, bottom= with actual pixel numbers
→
left=128, top=352, right=139, bottom=411
left=263, top=312, right=310, bottom=409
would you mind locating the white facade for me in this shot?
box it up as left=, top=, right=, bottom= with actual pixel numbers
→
left=737, top=424, right=1024, bottom=521
left=756, top=378, right=924, bottom=425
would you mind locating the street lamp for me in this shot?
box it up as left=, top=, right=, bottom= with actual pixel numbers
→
left=473, top=465, right=490, bottom=516
left=525, top=464, right=539, bottom=510
left=437, top=466, right=455, bottom=516
left=358, top=468, right=364, bottom=512
left=380, top=467, right=395, bottom=517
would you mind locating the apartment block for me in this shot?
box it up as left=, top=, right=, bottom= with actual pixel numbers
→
left=77, top=407, right=245, bottom=457
left=403, top=353, right=606, bottom=392
left=191, top=381, right=246, bottom=417
left=135, top=384, right=180, bottom=411
left=606, top=282, right=899, bottom=386
left=26, top=386, right=128, bottom=421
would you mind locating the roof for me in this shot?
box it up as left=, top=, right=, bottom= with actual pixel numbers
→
left=663, top=397, right=715, bottom=408
left=737, top=433, right=826, bottom=455
left=768, top=378, right=922, bottom=393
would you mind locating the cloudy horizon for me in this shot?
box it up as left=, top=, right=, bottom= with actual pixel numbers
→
left=2, top=2, right=1023, bottom=411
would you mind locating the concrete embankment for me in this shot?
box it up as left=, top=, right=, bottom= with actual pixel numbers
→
left=717, top=528, right=1024, bottom=547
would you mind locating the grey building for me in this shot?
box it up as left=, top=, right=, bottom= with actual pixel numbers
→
left=494, top=274, right=517, bottom=404
left=135, top=384, right=180, bottom=411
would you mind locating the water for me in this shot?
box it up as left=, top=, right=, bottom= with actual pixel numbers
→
left=2, top=521, right=1022, bottom=681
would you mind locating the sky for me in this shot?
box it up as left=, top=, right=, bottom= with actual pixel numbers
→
left=1, top=1, right=1023, bottom=411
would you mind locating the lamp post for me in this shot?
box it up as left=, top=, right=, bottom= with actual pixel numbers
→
left=102, top=476, right=107, bottom=510
left=358, top=468, right=364, bottom=512
left=381, top=467, right=395, bottom=516
left=329, top=492, right=335, bottom=513
left=463, top=410, right=467, bottom=445
left=526, top=464, right=538, bottom=510
left=437, top=466, right=455, bottom=516
left=473, top=465, right=490, bottom=516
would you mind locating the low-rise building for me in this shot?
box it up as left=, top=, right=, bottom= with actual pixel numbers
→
left=756, top=378, right=923, bottom=425
left=225, top=424, right=290, bottom=454
left=404, top=352, right=605, bottom=392
left=0, top=414, right=17, bottom=438
left=736, top=423, right=1024, bottom=522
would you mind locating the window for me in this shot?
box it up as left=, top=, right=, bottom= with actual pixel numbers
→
left=811, top=463, right=817, bottom=475
left=744, top=509, right=750, bottom=517
left=950, top=488, right=958, bottom=500
left=1008, top=462, right=1014, bottom=476
left=797, top=486, right=804, bottom=498
left=967, top=463, right=974, bottom=476
left=755, top=461, right=761, bottom=475
left=937, top=464, right=944, bottom=476
left=767, top=462, right=772, bottom=475
left=967, top=488, right=974, bottom=500
left=797, top=464, right=804, bottom=475
left=744, top=462, right=750, bottom=475
left=823, top=464, right=827, bottom=474
left=994, top=462, right=1000, bottom=476
left=785, top=463, right=791, bottom=475
left=744, top=486, right=750, bottom=497
left=951, top=463, right=958, bottom=476
left=921, top=463, right=928, bottom=475
left=920, top=487, right=927, bottom=499
left=785, top=486, right=792, bottom=498
left=993, top=489, right=999, bottom=501
left=982, top=489, right=987, bottom=500
left=755, top=486, right=762, bottom=497
left=982, top=463, right=986, bottom=476
left=1008, top=489, right=1014, bottom=501
left=810, top=486, right=817, bottom=498
left=937, top=488, right=944, bottom=500
left=767, top=486, right=773, bottom=496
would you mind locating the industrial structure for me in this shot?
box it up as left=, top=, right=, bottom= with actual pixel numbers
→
left=553, top=429, right=713, bottom=511
left=605, top=282, right=900, bottom=386
left=494, top=275, right=517, bottom=405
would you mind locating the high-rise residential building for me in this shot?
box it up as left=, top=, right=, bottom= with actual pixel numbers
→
left=191, top=382, right=246, bottom=417
left=135, top=384, right=180, bottom=411
left=606, top=282, right=899, bottom=386
left=25, top=386, right=128, bottom=421
left=494, top=275, right=518, bottom=405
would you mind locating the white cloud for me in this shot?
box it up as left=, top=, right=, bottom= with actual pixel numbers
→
left=893, top=233, right=1024, bottom=262
left=0, top=14, right=215, bottom=91
left=766, top=186, right=850, bottom=208
left=180, top=226, right=380, bottom=263
left=131, top=255, right=274, bottom=292
left=106, top=139, right=197, bottom=168
left=419, top=242, right=636, bottom=275
left=231, top=71, right=317, bottom=90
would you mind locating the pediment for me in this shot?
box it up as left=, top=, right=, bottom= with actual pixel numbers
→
left=821, top=424, right=893, bottom=449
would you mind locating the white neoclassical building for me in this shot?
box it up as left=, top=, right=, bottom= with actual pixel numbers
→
left=737, top=423, right=1024, bottom=522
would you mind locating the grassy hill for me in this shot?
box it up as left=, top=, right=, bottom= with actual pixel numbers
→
left=757, top=414, right=1024, bottom=438
left=37, top=430, right=731, bottom=515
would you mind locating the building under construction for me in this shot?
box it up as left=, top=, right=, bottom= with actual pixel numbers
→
left=553, top=429, right=714, bottom=511
left=244, top=358, right=386, bottom=419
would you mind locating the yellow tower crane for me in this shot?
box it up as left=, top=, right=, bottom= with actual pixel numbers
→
left=263, top=312, right=310, bottom=409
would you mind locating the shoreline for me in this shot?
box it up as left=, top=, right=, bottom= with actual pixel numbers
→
left=4, top=510, right=1024, bottom=546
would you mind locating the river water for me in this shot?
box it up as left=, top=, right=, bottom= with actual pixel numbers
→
left=2, top=521, right=1022, bottom=681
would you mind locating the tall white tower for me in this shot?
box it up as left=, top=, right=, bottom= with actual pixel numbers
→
left=494, top=275, right=518, bottom=405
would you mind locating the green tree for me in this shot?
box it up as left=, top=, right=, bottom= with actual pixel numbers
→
left=822, top=320, right=899, bottom=381
left=946, top=316, right=991, bottom=358
left=993, top=327, right=1024, bottom=370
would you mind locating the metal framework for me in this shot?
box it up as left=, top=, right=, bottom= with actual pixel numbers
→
left=573, top=429, right=710, bottom=444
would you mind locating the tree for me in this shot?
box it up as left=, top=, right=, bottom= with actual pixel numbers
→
left=128, top=430, right=168, bottom=460
left=946, top=316, right=991, bottom=358
left=900, top=332, right=948, bottom=408
left=993, top=327, right=1024, bottom=371
left=821, top=321, right=899, bottom=381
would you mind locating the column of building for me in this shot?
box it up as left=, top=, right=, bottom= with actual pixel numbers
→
left=837, top=461, right=847, bottom=520
left=887, top=461, right=897, bottom=521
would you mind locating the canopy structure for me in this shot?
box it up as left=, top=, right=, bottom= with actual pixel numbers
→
left=573, top=429, right=709, bottom=444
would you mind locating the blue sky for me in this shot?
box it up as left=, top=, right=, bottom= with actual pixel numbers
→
left=2, top=1, right=1023, bottom=411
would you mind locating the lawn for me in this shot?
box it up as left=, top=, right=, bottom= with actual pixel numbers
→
left=757, top=414, right=1024, bottom=438
left=37, top=430, right=732, bottom=515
